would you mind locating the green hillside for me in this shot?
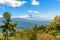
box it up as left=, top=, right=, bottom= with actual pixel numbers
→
left=0, top=12, right=60, bottom=40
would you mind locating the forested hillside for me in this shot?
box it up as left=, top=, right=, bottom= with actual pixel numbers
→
left=0, top=15, right=60, bottom=40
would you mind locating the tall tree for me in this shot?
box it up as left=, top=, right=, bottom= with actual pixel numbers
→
left=0, top=12, right=17, bottom=40
left=31, top=24, right=38, bottom=40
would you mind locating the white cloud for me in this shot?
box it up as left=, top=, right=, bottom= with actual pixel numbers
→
left=11, top=11, right=60, bottom=21
left=28, top=10, right=40, bottom=14
left=28, top=10, right=32, bottom=13
left=38, top=14, right=55, bottom=20
left=31, top=0, right=39, bottom=6
left=28, top=10, right=60, bottom=20
left=0, top=15, right=3, bottom=18
left=0, top=0, right=27, bottom=7
left=12, top=15, right=30, bottom=19
left=29, top=14, right=54, bottom=20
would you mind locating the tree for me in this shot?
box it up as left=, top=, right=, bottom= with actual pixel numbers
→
left=50, top=16, right=60, bottom=31
left=31, top=24, right=38, bottom=40
left=0, top=12, right=17, bottom=40
left=33, top=24, right=38, bottom=31
left=54, top=16, right=60, bottom=32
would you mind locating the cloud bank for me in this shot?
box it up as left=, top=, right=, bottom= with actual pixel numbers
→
left=0, top=0, right=27, bottom=7
left=0, top=0, right=40, bottom=7
left=12, top=15, right=30, bottom=19
left=28, top=10, right=60, bottom=20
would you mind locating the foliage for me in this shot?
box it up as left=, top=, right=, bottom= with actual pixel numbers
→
left=0, top=12, right=18, bottom=40
left=0, top=12, right=60, bottom=40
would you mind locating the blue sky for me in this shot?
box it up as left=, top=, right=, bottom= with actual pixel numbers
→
left=0, top=0, right=60, bottom=21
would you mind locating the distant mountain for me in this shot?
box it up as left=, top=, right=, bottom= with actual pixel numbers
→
left=12, top=18, right=51, bottom=30
left=0, top=18, right=51, bottom=30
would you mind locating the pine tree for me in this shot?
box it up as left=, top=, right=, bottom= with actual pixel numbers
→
left=0, top=12, right=17, bottom=40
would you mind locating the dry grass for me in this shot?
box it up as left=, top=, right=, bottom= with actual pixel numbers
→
left=37, top=33, right=55, bottom=40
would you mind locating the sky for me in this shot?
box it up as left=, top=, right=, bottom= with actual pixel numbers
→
left=0, top=0, right=60, bottom=21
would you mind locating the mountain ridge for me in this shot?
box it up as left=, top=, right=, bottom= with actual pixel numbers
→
left=0, top=18, right=51, bottom=30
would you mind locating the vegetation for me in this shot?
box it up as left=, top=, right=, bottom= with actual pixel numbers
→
left=0, top=12, right=17, bottom=40
left=0, top=12, right=60, bottom=40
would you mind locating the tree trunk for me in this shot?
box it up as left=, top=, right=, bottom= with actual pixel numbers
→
left=5, top=30, right=9, bottom=40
